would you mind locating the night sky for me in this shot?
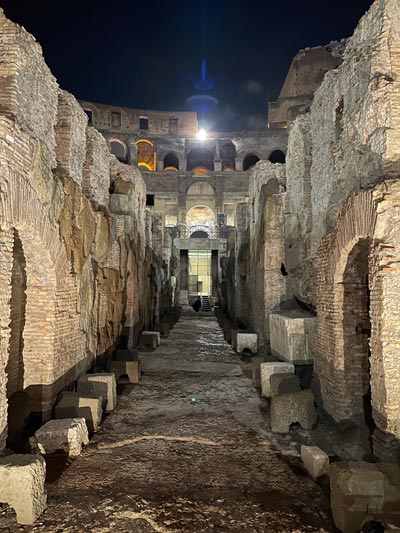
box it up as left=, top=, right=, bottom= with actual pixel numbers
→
left=2, top=0, right=373, bottom=131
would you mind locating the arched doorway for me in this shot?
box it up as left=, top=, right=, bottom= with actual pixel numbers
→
left=243, top=153, right=260, bottom=171
left=5, top=229, right=29, bottom=451
left=268, top=150, right=286, bottom=164
left=187, top=148, right=214, bottom=172
left=110, top=139, right=128, bottom=163
left=136, top=139, right=156, bottom=170
left=342, top=239, right=375, bottom=444
left=163, top=152, right=179, bottom=171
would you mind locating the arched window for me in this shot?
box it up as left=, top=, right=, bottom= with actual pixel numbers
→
left=136, top=139, right=156, bottom=171
left=243, top=153, right=260, bottom=171
left=163, top=152, right=179, bottom=171
left=110, top=140, right=128, bottom=163
left=268, top=150, right=286, bottom=164
left=220, top=142, right=236, bottom=171
left=187, top=148, right=214, bottom=172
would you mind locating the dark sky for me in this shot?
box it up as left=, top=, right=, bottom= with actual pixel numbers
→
left=2, top=0, right=373, bottom=131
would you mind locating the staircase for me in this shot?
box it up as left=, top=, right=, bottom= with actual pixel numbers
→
left=201, top=295, right=212, bottom=312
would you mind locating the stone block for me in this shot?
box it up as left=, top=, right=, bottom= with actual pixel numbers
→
left=109, top=193, right=131, bottom=215
left=270, top=373, right=301, bottom=397
left=115, top=349, right=139, bottom=361
left=260, top=362, right=294, bottom=397
left=154, top=322, right=170, bottom=338
left=55, top=392, right=103, bottom=433
left=251, top=356, right=264, bottom=387
left=330, top=462, right=400, bottom=533
left=0, top=454, right=47, bottom=525
left=31, top=418, right=89, bottom=457
left=139, top=331, right=160, bottom=349
left=301, top=445, right=329, bottom=479
left=269, top=311, right=316, bottom=364
left=77, top=373, right=117, bottom=412
left=270, top=390, right=317, bottom=433
left=236, top=333, right=258, bottom=354
left=110, top=360, right=141, bottom=384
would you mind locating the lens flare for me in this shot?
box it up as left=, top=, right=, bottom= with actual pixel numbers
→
left=196, top=128, right=207, bottom=141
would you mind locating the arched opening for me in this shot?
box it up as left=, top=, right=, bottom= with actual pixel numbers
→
left=186, top=205, right=215, bottom=228
left=163, top=152, right=179, bottom=171
left=220, top=142, right=236, bottom=171
left=110, top=139, right=128, bottom=163
left=5, top=229, right=29, bottom=451
left=187, top=148, right=214, bottom=172
left=186, top=182, right=215, bottom=196
left=268, top=150, right=286, bottom=164
left=342, top=238, right=374, bottom=447
left=243, top=153, right=260, bottom=171
left=136, top=139, right=156, bottom=171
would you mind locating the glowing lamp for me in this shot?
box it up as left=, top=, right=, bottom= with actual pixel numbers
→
left=197, top=128, right=207, bottom=141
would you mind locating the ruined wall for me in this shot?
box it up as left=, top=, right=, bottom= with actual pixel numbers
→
left=0, top=11, right=174, bottom=449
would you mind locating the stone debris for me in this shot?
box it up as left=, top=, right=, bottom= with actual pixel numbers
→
left=301, top=445, right=329, bottom=479
left=270, top=390, right=318, bottom=433
left=55, top=392, right=103, bottom=433
left=260, top=362, right=295, bottom=397
left=77, top=373, right=117, bottom=412
left=0, top=454, right=47, bottom=525
left=31, top=418, right=89, bottom=457
left=270, top=372, right=301, bottom=397
left=330, top=461, right=400, bottom=533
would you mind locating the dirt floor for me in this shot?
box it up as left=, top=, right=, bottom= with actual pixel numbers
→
left=0, top=311, right=337, bottom=532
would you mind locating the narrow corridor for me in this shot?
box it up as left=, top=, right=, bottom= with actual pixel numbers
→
left=1, top=311, right=333, bottom=532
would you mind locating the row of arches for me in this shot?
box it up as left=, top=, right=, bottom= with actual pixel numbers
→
left=109, top=138, right=286, bottom=172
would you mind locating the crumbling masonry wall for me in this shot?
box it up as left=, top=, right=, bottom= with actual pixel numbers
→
left=0, top=11, right=174, bottom=449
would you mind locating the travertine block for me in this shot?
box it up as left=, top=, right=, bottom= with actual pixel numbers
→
left=31, top=418, right=89, bottom=457
left=269, top=311, right=315, bottom=364
left=301, top=445, right=329, bottom=479
left=55, top=392, right=103, bottom=433
left=110, top=360, right=141, bottom=384
left=0, top=454, right=47, bottom=525
left=236, top=333, right=258, bottom=354
left=139, top=331, right=160, bottom=349
left=330, top=462, right=400, bottom=533
left=77, top=373, right=117, bottom=412
left=155, top=322, right=170, bottom=338
left=270, top=373, right=301, bottom=397
left=260, top=362, right=294, bottom=397
left=270, top=390, right=317, bottom=433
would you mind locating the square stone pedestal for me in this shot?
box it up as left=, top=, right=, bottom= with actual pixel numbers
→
left=269, top=311, right=315, bottom=364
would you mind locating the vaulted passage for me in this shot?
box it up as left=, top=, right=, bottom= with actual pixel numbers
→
left=20, top=311, right=333, bottom=531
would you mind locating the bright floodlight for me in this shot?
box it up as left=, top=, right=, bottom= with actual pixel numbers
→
left=197, top=128, right=207, bottom=141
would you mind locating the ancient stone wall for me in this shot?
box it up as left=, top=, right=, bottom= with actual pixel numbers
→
left=0, top=10, right=174, bottom=449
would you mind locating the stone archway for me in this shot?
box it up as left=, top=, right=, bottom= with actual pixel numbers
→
left=0, top=170, right=83, bottom=449
left=315, top=186, right=400, bottom=461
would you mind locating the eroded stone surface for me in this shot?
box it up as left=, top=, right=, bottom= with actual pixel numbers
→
left=0, top=454, right=47, bottom=525
left=31, top=418, right=89, bottom=457
left=270, top=390, right=318, bottom=433
left=260, top=362, right=295, bottom=398
left=301, top=445, right=329, bottom=480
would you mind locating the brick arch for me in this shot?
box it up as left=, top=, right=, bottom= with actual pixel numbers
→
left=315, top=186, right=400, bottom=460
left=0, top=170, right=83, bottom=446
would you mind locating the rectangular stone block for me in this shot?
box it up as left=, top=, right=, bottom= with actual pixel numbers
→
left=55, top=392, right=103, bottom=433
left=139, top=331, right=160, bottom=349
left=301, top=445, right=329, bottom=479
left=270, top=373, right=301, bottom=397
left=31, top=418, right=89, bottom=457
left=0, top=454, right=47, bottom=525
left=260, top=362, right=295, bottom=397
left=269, top=311, right=316, bottom=364
left=77, top=373, right=117, bottom=412
left=270, top=390, right=317, bottom=433
left=110, top=360, right=141, bottom=384
left=237, top=333, right=258, bottom=354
